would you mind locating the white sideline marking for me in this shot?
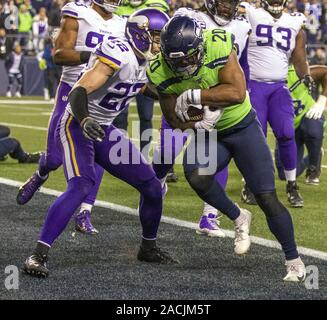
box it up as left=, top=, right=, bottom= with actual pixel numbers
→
left=0, top=176, right=326, bottom=261
left=0, top=122, right=47, bottom=131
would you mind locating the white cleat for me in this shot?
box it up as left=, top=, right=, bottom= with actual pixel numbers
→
left=234, top=208, right=252, bottom=255
left=196, top=213, right=226, bottom=238
left=15, top=91, right=21, bottom=98
left=283, top=257, right=306, bottom=282
left=6, top=91, right=12, bottom=98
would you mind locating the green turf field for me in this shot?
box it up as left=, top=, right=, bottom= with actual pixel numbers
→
left=0, top=97, right=326, bottom=252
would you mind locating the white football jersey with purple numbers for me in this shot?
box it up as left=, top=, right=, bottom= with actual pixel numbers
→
left=174, top=8, right=251, bottom=60
left=240, top=1, right=306, bottom=82
left=60, top=1, right=126, bottom=86
left=67, top=37, right=147, bottom=126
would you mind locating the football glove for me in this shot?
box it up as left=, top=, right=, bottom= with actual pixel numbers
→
left=80, top=117, right=105, bottom=142
left=306, top=95, right=327, bottom=120
left=175, top=89, right=201, bottom=122
left=194, top=106, right=223, bottom=131
left=302, top=74, right=315, bottom=95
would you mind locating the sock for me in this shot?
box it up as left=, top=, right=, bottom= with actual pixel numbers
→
left=284, top=169, right=296, bottom=182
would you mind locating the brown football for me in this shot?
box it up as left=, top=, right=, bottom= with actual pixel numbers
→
left=187, top=105, right=204, bottom=121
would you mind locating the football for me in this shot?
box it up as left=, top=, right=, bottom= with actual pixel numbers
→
left=187, top=105, right=204, bottom=121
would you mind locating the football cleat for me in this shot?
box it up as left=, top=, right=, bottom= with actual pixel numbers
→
left=234, top=208, right=252, bottom=255
left=75, top=210, right=99, bottom=235
left=16, top=171, right=48, bottom=205
left=15, top=91, right=21, bottom=98
left=6, top=91, right=12, bottom=98
left=196, top=213, right=226, bottom=238
left=18, top=152, right=42, bottom=164
left=286, top=181, right=303, bottom=208
left=22, top=254, right=49, bottom=278
left=166, top=168, right=179, bottom=183
left=241, top=183, right=257, bottom=205
left=137, top=246, right=179, bottom=264
left=305, top=165, right=320, bottom=185
left=283, top=257, right=306, bottom=282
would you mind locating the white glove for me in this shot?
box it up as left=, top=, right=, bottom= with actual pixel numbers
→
left=194, top=106, right=223, bottom=131
left=175, top=89, right=201, bottom=122
left=306, top=95, right=327, bottom=120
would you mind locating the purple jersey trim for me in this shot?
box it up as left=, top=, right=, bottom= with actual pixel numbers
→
left=62, top=10, right=78, bottom=17
left=95, top=49, right=122, bottom=66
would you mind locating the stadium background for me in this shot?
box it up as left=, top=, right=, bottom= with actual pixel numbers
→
left=0, top=0, right=326, bottom=299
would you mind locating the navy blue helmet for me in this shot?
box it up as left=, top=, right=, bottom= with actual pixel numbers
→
left=160, top=15, right=204, bottom=79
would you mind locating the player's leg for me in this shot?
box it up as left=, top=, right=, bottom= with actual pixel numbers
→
left=95, top=125, right=177, bottom=264
left=15, top=72, right=22, bottom=97
left=112, top=107, right=128, bottom=131
left=75, top=164, right=104, bottom=235
left=268, top=84, right=303, bottom=207
left=197, top=166, right=228, bottom=238
left=152, top=116, right=189, bottom=186
left=301, top=117, right=325, bottom=184
left=231, top=117, right=305, bottom=281
left=241, top=80, right=270, bottom=204
left=6, top=73, right=14, bottom=97
left=183, top=131, right=252, bottom=255
left=17, top=82, right=71, bottom=205
left=136, top=93, right=154, bottom=160
left=23, top=112, right=97, bottom=277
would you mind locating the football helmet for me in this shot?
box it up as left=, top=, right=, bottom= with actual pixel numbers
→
left=129, top=0, right=145, bottom=7
left=262, top=0, right=288, bottom=15
left=92, top=0, right=122, bottom=13
left=161, top=15, right=204, bottom=79
left=126, top=8, right=169, bottom=61
left=204, top=0, right=240, bottom=26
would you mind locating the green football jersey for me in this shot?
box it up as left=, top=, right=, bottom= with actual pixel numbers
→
left=147, top=28, right=252, bottom=132
left=287, top=66, right=316, bottom=129
left=116, top=0, right=169, bottom=17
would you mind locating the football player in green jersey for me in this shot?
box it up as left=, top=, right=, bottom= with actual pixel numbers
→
left=275, top=65, right=327, bottom=185
left=148, top=15, right=306, bottom=282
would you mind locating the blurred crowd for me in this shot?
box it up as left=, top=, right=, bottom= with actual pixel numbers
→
left=0, top=0, right=327, bottom=62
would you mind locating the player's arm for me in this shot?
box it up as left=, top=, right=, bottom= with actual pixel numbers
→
left=54, top=16, right=91, bottom=66
left=292, top=29, right=313, bottom=90
left=68, top=59, right=115, bottom=141
left=140, top=83, right=159, bottom=100
left=305, top=65, right=327, bottom=120
left=201, top=51, right=246, bottom=107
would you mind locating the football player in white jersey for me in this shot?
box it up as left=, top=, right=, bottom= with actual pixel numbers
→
left=240, top=0, right=314, bottom=208
left=152, top=0, right=252, bottom=238
left=17, top=0, right=126, bottom=235
left=22, top=8, right=175, bottom=278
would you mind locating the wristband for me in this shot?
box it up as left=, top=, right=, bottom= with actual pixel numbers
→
left=189, top=89, right=201, bottom=105
left=317, top=95, right=327, bottom=107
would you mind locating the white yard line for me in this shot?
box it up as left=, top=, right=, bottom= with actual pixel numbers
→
left=0, top=122, right=47, bottom=131
left=0, top=176, right=326, bottom=261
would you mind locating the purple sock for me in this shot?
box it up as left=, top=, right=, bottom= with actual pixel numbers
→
left=83, top=164, right=104, bottom=205
left=39, top=177, right=94, bottom=246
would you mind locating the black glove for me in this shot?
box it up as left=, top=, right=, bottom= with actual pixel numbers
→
left=81, top=117, right=105, bottom=142
left=302, top=74, right=315, bottom=95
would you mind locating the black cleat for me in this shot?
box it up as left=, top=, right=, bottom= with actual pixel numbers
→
left=286, top=181, right=304, bottom=208
left=305, top=165, right=320, bottom=185
left=19, top=152, right=42, bottom=164
left=166, top=168, right=179, bottom=183
left=22, top=254, right=49, bottom=278
left=137, top=246, right=179, bottom=264
left=241, top=184, right=257, bottom=205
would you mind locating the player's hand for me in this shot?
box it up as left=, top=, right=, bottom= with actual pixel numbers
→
left=194, top=106, right=223, bottom=131
left=80, top=117, right=105, bottom=142
left=306, top=95, right=327, bottom=120
left=175, top=89, right=201, bottom=122
left=302, top=75, right=315, bottom=95
left=39, top=59, right=47, bottom=71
